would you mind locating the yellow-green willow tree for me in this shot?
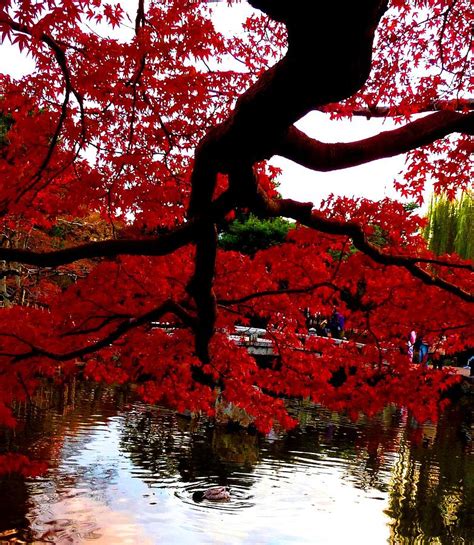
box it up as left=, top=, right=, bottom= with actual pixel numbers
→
left=425, top=192, right=474, bottom=260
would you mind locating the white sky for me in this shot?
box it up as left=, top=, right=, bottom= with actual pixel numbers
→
left=0, top=1, right=420, bottom=210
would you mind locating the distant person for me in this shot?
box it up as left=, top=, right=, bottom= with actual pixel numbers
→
left=304, top=307, right=317, bottom=333
left=304, top=309, right=327, bottom=336
left=407, top=330, right=417, bottom=362
left=432, top=335, right=446, bottom=370
left=414, top=332, right=429, bottom=365
left=328, top=307, right=345, bottom=339
left=316, top=315, right=328, bottom=337
left=466, top=354, right=474, bottom=377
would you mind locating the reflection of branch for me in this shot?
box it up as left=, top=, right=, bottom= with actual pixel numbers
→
left=16, top=371, right=32, bottom=405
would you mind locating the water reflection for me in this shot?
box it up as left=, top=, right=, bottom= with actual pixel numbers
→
left=386, top=399, right=473, bottom=544
left=0, top=381, right=472, bottom=544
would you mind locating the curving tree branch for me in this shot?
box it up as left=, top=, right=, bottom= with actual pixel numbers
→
left=0, top=233, right=192, bottom=267
left=0, top=16, right=86, bottom=206
left=251, top=190, right=474, bottom=303
left=274, top=111, right=474, bottom=172
left=0, top=190, right=235, bottom=267
left=188, top=0, right=389, bottom=215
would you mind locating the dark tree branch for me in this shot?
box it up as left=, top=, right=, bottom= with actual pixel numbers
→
left=187, top=221, right=218, bottom=363
left=186, top=152, right=220, bottom=362
left=0, top=234, right=191, bottom=267
left=9, top=300, right=195, bottom=363
left=245, top=184, right=473, bottom=302
left=324, top=98, right=474, bottom=118
left=0, top=190, right=236, bottom=267
left=218, top=281, right=339, bottom=305
left=275, top=111, right=474, bottom=172
left=135, top=0, right=146, bottom=34
left=188, top=0, right=389, bottom=214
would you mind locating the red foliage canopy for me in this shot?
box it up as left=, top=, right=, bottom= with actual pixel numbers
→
left=0, top=0, right=472, bottom=471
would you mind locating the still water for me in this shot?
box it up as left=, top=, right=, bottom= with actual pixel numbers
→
left=0, top=381, right=473, bottom=545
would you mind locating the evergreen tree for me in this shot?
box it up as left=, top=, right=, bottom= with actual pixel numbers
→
left=218, top=214, right=292, bottom=255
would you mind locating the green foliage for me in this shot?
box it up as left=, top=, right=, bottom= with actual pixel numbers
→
left=424, top=191, right=474, bottom=260
left=48, top=225, right=66, bottom=239
left=218, top=214, right=292, bottom=255
left=455, top=192, right=474, bottom=260
left=403, top=202, right=420, bottom=213
left=0, top=112, right=13, bottom=147
left=368, top=224, right=389, bottom=248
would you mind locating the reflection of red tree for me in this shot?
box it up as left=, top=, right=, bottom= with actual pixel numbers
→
left=0, top=0, right=472, bottom=467
left=0, top=382, right=124, bottom=476
left=0, top=454, right=47, bottom=477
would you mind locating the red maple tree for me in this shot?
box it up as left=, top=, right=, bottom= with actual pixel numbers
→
left=0, top=0, right=472, bottom=471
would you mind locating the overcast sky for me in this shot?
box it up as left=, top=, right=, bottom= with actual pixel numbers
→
left=0, top=0, right=417, bottom=209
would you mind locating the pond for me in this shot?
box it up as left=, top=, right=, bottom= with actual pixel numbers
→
left=0, top=381, right=473, bottom=545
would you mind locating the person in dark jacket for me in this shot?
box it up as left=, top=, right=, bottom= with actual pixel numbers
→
left=328, top=307, right=345, bottom=339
